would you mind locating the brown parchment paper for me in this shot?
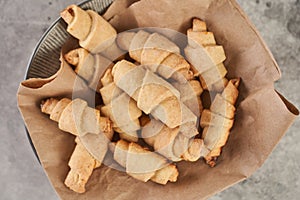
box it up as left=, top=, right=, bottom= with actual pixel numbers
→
left=17, top=0, right=299, bottom=199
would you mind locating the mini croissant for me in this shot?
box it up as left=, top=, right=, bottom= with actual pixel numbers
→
left=117, top=30, right=193, bottom=83
left=112, top=60, right=198, bottom=130
left=100, top=69, right=142, bottom=142
left=200, top=78, right=240, bottom=167
left=61, top=5, right=117, bottom=54
left=41, top=98, right=113, bottom=138
left=64, top=48, right=114, bottom=92
left=110, top=140, right=179, bottom=185
left=142, top=119, right=209, bottom=162
left=64, top=137, right=101, bottom=193
left=185, top=18, right=228, bottom=92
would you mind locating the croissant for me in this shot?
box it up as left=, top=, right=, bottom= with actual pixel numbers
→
left=64, top=137, right=101, bottom=193
left=112, top=60, right=198, bottom=130
left=184, top=18, right=228, bottom=92
left=110, top=140, right=179, bottom=185
left=117, top=30, right=194, bottom=83
left=100, top=69, right=142, bottom=142
left=64, top=48, right=114, bottom=91
left=200, top=78, right=240, bottom=167
left=40, top=98, right=113, bottom=138
left=61, top=5, right=121, bottom=57
left=141, top=119, right=209, bottom=162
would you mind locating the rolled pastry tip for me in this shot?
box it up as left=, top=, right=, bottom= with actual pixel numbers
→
left=192, top=18, right=207, bottom=32
left=64, top=48, right=95, bottom=82
left=61, top=4, right=92, bottom=41
left=79, top=10, right=117, bottom=54
left=61, top=5, right=117, bottom=54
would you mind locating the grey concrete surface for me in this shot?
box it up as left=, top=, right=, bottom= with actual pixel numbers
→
left=0, top=0, right=299, bottom=199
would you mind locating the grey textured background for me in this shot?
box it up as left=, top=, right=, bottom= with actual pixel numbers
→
left=1, top=0, right=299, bottom=199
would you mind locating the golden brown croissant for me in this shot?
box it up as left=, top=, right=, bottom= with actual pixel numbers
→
left=112, top=60, right=198, bottom=130
left=100, top=69, right=142, bottom=142
left=64, top=48, right=114, bottom=92
left=110, top=140, right=179, bottom=185
left=185, top=18, right=228, bottom=92
left=142, top=119, right=209, bottom=162
left=65, top=137, right=101, bottom=193
left=117, top=30, right=194, bottom=83
left=41, top=98, right=113, bottom=138
left=61, top=5, right=119, bottom=55
left=200, top=78, right=240, bottom=167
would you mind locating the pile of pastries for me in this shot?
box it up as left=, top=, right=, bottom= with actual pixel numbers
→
left=41, top=5, right=240, bottom=193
